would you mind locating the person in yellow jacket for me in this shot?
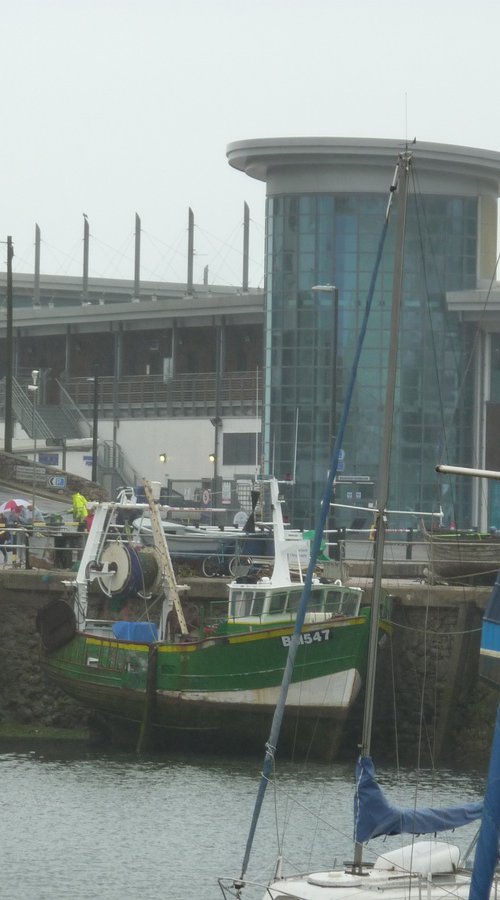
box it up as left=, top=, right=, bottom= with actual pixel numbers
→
left=71, top=491, right=89, bottom=532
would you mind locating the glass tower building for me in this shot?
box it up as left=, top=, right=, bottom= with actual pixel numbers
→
left=228, top=138, right=500, bottom=530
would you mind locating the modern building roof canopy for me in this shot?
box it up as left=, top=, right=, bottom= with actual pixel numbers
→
left=227, top=137, right=500, bottom=191
left=0, top=272, right=264, bottom=335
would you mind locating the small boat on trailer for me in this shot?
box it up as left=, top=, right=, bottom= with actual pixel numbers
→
left=131, top=513, right=308, bottom=574
left=36, top=477, right=373, bottom=758
left=421, top=518, right=500, bottom=585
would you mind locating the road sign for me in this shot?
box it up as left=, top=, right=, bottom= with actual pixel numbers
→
left=39, top=452, right=59, bottom=466
left=48, top=475, right=67, bottom=488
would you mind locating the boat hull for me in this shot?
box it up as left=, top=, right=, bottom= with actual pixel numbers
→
left=40, top=613, right=370, bottom=757
left=262, top=870, right=473, bottom=900
left=423, top=528, right=500, bottom=584
left=480, top=619, right=500, bottom=688
left=135, top=522, right=306, bottom=564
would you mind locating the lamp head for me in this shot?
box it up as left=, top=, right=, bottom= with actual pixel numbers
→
left=311, top=284, right=337, bottom=293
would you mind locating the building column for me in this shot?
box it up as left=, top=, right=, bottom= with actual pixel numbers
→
left=64, top=326, right=72, bottom=378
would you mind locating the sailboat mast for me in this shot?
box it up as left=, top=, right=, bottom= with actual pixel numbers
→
left=236, top=163, right=394, bottom=889
left=354, top=151, right=412, bottom=866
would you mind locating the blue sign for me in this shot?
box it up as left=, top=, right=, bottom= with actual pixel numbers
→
left=48, top=475, right=67, bottom=488
left=83, top=455, right=93, bottom=467
left=39, top=452, right=59, bottom=466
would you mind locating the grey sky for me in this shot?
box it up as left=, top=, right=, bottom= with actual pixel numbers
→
left=1, top=0, right=498, bottom=289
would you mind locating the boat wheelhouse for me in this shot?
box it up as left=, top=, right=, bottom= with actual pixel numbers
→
left=224, top=578, right=362, bottom=632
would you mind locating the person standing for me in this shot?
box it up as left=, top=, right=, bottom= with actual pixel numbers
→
left=18, top=503, right=34, bottom=568
left=3, top=506, right=21, bottom=565
left=19, top=503, right=34, bottom=534
left=0, top=514, right=10, bottom=564
left=72, top=491, right=89, bottom=532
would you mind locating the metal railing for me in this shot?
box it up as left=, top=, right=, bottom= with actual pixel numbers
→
left=0, top=523, right=82, bottom=570
left=64, top=371, right=262, bottom=419
left=55, top=380, right=92, bottom=438
left=100, top=441, right=138, bottom=490
left=11, top=378, right=54, bottom=440
left=327, top=527, right=422, bottom=561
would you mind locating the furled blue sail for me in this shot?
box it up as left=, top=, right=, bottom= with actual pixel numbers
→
left=354, top=756, right=483, bottom=843
left=480, top=571, right=500, bottom=688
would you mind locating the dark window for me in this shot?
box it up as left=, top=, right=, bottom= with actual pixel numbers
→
left=222, top=433, right=260, bottom=465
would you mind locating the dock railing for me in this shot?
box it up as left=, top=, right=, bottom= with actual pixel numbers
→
left=1, top=518, right=429, bottom=575
left=325, top=526, right=428, bottom=564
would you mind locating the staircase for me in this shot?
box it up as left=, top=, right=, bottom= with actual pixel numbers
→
left=10, top=376, right=137, bottom=494
left=98, top=441, right=138, bottom=499
left=32, top=405, right=84, bottom=439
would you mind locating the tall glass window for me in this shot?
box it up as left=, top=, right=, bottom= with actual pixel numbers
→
left=264, top=191, right=477, bottom=529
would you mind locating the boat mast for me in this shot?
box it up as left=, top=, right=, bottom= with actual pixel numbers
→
left=236, top=160, right=394, bottom=891
left=353, top=150, right=412, bottom=868
left=142, top=479, right=188, bottom=636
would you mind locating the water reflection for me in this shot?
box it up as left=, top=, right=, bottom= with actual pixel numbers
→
left=0, top=739, right=487, bottom=900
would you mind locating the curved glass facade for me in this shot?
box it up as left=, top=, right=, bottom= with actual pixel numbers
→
left=264, top=190, right=477, bottom=529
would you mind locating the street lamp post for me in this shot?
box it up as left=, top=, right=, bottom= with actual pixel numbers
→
left=208, top=451, right=217, bottom=525
left=159, top=453, right=168, bottom=504
left=312, top=284, right=339, bottom=558
left=27, top=369, right=40, bottom=568
left=28, top=369, right=40, bottom=515
left=91, top=370, right=99, bottom=484
left=4, top=236, right=14, bottom=453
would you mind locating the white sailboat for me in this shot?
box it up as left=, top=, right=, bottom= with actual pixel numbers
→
left=218, top=150, right=498, bottom=900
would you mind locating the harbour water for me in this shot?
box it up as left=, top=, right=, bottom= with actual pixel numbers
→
left=0, top=740, right=487, bottom=900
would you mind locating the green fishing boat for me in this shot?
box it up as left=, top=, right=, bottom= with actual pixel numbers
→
left=37, top=478, right=374, bottom=757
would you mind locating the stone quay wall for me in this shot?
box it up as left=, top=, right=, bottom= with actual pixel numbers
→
left=366, top=582, right=496, bottom=769
left=0, top=569, right=496, bottom=767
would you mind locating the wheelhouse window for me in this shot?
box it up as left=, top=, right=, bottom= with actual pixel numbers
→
left=287, top=590, right=301, bottom=613
left=269, top=592, right=288, bottom=614
left=309, top=589, right=324, bottom=611
left=231, top=590, right=254, bottom=618
left=339, top=592, right=360, bottom=617
left=252, top=593, right=265, bottom=616
left=325, top=589, right=343, bottom=614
